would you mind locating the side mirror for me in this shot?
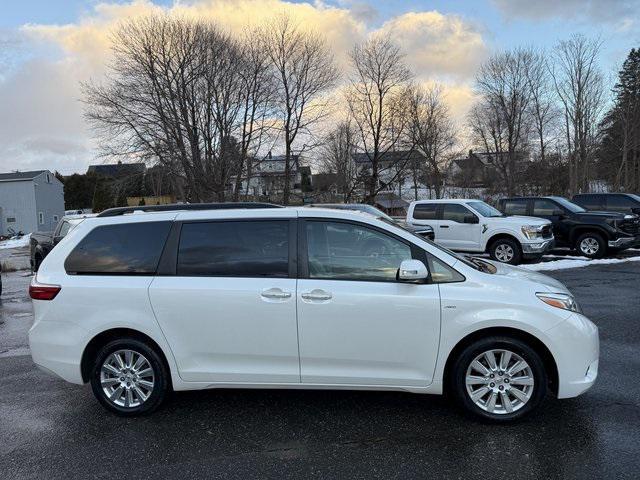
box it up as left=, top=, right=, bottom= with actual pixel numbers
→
left=464, top=214, right=479, bottom=224
left=397, top=259, right=429, bottom=283
left=53, top=235, right=64, bottom=245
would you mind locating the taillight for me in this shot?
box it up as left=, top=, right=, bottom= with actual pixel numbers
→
left=29, top=281, right=61, bottom=301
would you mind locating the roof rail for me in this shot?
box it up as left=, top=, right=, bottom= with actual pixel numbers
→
left=96, top=202, right=282, bottom=217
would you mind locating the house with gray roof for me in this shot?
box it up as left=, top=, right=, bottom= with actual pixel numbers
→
left=0, top=170, right=64, bottom=235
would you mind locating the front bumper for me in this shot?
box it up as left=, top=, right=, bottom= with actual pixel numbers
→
left=545, top=312, right=599, bottom=399
left=522, top=238, right=555, bottom=257
left=608, top=235, right=640, bottom=249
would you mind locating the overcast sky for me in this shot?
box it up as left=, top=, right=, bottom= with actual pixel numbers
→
left=0, top=0, right=638, bottom=175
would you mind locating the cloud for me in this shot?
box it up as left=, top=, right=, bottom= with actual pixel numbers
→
left=1, top=0, right=487, bottom=174
left=376, top=11, right=487, bottom=81
left=491, top=0, right=638, bottom=27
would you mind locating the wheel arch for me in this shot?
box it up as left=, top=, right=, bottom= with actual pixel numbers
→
left=80, top=328, right=173, bottom=386
left=485, top=233, right=521, bottom=253
left=569, top=226, right=609, bottom=245
left=442, top=326, right=559, bottom=396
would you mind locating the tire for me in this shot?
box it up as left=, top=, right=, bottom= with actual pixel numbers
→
left=488, top=238, right=522, bottom=265
left=450, top=336, right=547, bottom=422
left=90, top=338, right=169, bottom=416
left=575, top=232, right=606, bottom=259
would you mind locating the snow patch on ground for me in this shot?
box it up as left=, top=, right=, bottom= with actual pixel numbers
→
left=521, top=255, right=640, bottom=271
left=0, top=234, right=30, bottom=250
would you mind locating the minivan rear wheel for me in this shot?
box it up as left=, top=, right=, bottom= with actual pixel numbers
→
left=90, top=338, right=168, bottom=416
left=451, top=336, right=547, bottom=422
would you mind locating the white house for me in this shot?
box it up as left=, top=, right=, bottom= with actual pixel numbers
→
left=242, top=153, right=311, bottom=197
left=0, top=170, right=65, bottom=235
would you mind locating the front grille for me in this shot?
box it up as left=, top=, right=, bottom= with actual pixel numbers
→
left=541, top=225, right=553, bottom=239
left=618, top=218, right=640, bottom=235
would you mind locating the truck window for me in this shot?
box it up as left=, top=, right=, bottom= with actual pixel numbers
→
left=412, top=204, right=438, bottom=220
left=502, top=200, right=528, bottom=216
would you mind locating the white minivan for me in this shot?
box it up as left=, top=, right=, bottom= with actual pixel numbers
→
left=407, top=199, right=554, bottom=265
left=29, top=204, right=598, bottom=421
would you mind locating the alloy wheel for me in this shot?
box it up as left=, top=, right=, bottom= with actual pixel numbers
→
left=465, top=349, right=534, bottom=414
left=580, top=237, right=599, bottom=256
left=100, top=349, right=155, bottom=408
left=494, top=244, right=514, bottom=263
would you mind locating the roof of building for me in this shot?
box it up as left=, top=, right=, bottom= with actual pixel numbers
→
left=352, top=150, right=425, bottom=165
left=87, top=162, right=146, bottom=178
left=374, top=192, right=409, bottom=209
left=0, top=170, right=49, bottom=182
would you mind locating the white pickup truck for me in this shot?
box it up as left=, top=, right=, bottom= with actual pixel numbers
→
left=407, top=199, right=554, bottom=264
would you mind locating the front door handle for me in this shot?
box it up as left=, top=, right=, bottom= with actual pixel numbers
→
left=301, top=289, right=332, bottom=301
left=440, top=225, right=449, bottom=228
left=261, top=288, right=292, bottom=300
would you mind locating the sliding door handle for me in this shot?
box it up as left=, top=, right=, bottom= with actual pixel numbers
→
left=301, top=289, right=332, bottom=301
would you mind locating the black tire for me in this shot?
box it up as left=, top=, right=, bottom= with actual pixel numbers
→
left=488, top=237, right=522, bottom=265
left=90, top=338, right=169, bottom=416
left=575, top=232, right=606, bottom=259
left=450, top=336, right=547, bottom=422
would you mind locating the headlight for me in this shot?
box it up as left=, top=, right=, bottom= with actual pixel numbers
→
left=521, top=225, right=542, bottom=239
left=536, top=293, right=582, bottom=313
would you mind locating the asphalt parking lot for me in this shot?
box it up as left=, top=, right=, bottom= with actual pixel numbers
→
left=1, top=261, right=639, bottom=480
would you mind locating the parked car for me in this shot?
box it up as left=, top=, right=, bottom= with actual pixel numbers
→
left=573, top=193, right=640, bottom=215
left=29, top=203, right=599, bottom=421
left=30, top=214, right=96, bottom=271
left=406, top=199, right=554, bottom=265
left=307, top=203, right=435, bottom=240
left=498, top=196, right=640, bottom=258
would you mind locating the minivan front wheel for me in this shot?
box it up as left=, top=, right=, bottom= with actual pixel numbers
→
left=90, top=338, right=168, bottom=416
left=451, top=337, right=547, bottom=422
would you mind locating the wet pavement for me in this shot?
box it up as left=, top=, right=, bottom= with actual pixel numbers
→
left=1, top=264, right=639, bottom=479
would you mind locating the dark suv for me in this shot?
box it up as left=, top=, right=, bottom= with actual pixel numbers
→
left=498, top=196, right=640, bottom=258
left=573, top=193, right=640, bottom=215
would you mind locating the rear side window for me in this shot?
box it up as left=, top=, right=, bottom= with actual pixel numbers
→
left=412, top=203, right=438, bottom=220
left=177, top=221, right=289, bottom=277
left=65, top=222, right=171, bottom=275
left=502, top=200, right=528, bottom=215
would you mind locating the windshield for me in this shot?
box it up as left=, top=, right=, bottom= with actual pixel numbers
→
left=467, top=201, right=504, bottom=218
left=629, top=194, right=640, bottom=203
left=551, top=197, right=586, bottom=213
left=351, top=204, right=395, bottom=222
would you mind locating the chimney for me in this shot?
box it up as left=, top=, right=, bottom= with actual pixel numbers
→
left=468, top=149, right=473, bottom=158
left=268, top=151, right=272, bottom=159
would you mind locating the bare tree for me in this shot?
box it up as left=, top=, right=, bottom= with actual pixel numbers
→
left=83, top=16, right=277, bottom=203
left=551, top=35, right=605, bottom=194
left=470, top=48, right=534, bottom=195
left=320, top=121, right=360, bottom=201
left=525, top=49, right=558, bottom=164
left=347, top=35, right=413, bottom=204
left=407, top=83, right=456, bottom=199
left=260, top=14, right=338, bottom=204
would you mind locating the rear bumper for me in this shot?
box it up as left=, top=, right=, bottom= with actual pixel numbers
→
left=545, top=313, right=599, bottom=399
left=28, top=319, right=86, bottom=384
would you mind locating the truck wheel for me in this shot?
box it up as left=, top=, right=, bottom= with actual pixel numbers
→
left=489, top=238, right=522, bottom=265
left=575, top=232, right=606, bottom=259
